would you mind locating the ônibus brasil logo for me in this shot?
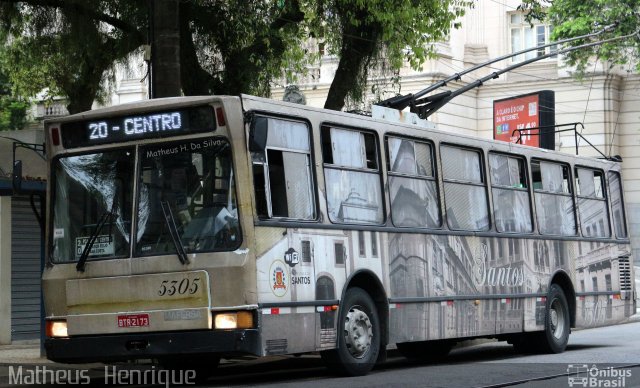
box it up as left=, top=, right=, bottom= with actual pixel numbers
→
left=567, top=364, right=632, bottom=387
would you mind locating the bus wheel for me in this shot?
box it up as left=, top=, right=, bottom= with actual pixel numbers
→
left=321, top=287, right=380, bottom=376
left=397, top=340, right=452, bottom=362
left=540, top=284, right=570, bottom=353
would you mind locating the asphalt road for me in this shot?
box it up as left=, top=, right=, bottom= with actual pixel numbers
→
left=2, top=320, right=640, bottom=387
left=202, top=320, right=640, bottom=388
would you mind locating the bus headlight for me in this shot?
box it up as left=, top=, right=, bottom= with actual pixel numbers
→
left=213, top=311, right=254, bottom=329
left=45, top=320, right=68, bottom=338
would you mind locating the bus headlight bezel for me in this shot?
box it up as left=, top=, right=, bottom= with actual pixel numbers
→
left=45, top=320, right=68, bottom=338
left=213, top=311, right=254, bottom=330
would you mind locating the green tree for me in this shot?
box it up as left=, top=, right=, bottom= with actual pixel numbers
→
left=177, top=0, right=307, bottom=97
left=0, top=32, right=27, bottom=130
left=0, top=1, right=146, bottom=113
left=0, top=0, right=306, bottom=109
left=519, top=0, right=640, bottom=75
left=314, top=0, right=472, bottom=110
left=0, top=0, right=473, bottom=113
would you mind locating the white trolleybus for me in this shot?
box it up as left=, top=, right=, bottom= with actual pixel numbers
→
left=43, top=95, right=636, bottom=376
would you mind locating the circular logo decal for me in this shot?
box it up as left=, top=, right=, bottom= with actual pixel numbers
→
left=269, top=260, right=289, bottom=297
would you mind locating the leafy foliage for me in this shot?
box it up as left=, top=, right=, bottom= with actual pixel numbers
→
left=0, top=31, right=27, bottom=130
left=1, top=1, right=146, bottom=113
left=519, top=0, right=640, bottom=75
left=180, top=0, right=309, bottom=97
left=311, top=0, right=473, bottom=110
left=0, top=0, right=474, bottom=113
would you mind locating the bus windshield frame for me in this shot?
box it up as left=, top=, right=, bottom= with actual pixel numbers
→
left=49, top=136, right=241, bottom=264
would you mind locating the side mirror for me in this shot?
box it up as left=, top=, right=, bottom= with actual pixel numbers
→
left=249, top=116, right=268, bottom=152
left=12, top=160, right=22, bottom=193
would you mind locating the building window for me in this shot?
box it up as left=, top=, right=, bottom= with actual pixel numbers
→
left=371, top=232, right=378, bottom=258
left=334, top=242, right=345, bottom=265
left=509, top=13, right=556, bottom=63
left=358, top=231, right=366, bottom=257
left=301, top=240, right=311, bottom=263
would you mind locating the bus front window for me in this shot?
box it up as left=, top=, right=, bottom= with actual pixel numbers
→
left=136, top=137, right=240, bottom=255
left=51, top=149, right=134, bottom=263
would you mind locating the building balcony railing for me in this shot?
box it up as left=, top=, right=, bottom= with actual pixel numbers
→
left=34, top=101, right=69, bottom=120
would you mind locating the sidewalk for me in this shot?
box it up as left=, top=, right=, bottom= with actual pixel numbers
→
left=0, top=342, right=51, bottom=366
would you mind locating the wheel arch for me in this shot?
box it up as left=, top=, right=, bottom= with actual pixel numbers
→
left=340, top=269, right=389, bottom=348
left=549, top=270, right=576, bottom=327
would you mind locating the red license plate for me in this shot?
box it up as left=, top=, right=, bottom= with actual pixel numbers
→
left=117, top=314, right=150, bottom=328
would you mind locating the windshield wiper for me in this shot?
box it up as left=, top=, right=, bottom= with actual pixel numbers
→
left=76, top=211, right=115, bottom=272
left=160, top=201, right=190, bottom=265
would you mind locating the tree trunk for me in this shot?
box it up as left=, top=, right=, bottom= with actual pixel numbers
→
left=179, top=2, right=220, bottom=96
left=66, top=90, right=95, bottom=114
left=324, top=20, right=380, bottom=111
left=152, top=0, right=181, bottom=98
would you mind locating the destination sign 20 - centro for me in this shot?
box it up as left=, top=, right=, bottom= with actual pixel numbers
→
left=88, top=112, right=183, bottom=140
left=59, top=105, right=215, bottom=148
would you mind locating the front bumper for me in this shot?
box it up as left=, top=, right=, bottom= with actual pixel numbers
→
left=45, top=329, right=260, bottom=363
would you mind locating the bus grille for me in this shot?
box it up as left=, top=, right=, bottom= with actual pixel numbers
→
left=619, top=257, right=632, bottom=292
left=265, top=339, right=288, bottom=355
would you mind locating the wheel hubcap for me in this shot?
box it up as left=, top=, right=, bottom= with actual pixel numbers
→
left=343, top=306, right=373, bottom=359
left=550, top=298, right=566, bottom=340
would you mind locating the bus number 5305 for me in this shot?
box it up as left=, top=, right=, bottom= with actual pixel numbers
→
left=158, top=278, right=200, bottom=296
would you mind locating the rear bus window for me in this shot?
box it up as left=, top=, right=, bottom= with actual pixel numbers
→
left=608, top=171, right=628, bottom=238
left=576, top=168, right=610, bottom=238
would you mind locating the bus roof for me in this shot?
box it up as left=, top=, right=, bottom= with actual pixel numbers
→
left=239, top=94, right=621, bottom=171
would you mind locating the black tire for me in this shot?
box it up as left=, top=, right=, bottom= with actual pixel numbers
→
left=321, top=287, right=381, bottom=376
left=397, top=340, right=452, bottom=362
left=539, top=284, right=571, bottom=353
left=512, top=284, right=570, bottom=354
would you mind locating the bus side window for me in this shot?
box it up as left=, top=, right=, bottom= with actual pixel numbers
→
left=386, top=136, right=440, bottom=228
left=322, top=126, right=384, bottom=224
left=441, top=145, right=490, bottom=231
left=608, top=171, right=628, bottom=238
left=531, top=160, right=576, bottom=236
left=250, top=117, right=315, bottom=220
left=489, top=153, right=532, bottom=233
left=576, top=168, right=610, bottom=238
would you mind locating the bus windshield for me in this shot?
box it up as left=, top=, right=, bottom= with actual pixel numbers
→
left=51, top=137, right=239, bottom=263
left=52, top=149, right=135, bottom=262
